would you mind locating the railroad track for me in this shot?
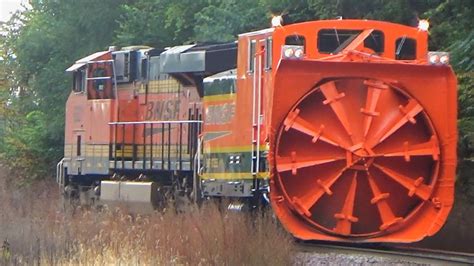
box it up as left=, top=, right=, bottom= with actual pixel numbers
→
left=296, top=242, right=474, bottom=265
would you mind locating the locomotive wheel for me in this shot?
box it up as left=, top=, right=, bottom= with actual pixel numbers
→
left=274, top=78, right=440, bottom=238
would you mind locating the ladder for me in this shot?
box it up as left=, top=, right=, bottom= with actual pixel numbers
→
left=250, top=52, right=263, bottom=178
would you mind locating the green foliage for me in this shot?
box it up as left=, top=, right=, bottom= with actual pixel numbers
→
left=194, top=0, right=268, bottom=42
left=0, top=0, right=472, bottom=186
left=422, top=0, right=474, bottom=162
left=457, top=73, right=474, bottom=159
left=0, top=0, right=128, bottom=182
left=116, top=0, right=210, bottom=47
left=2, top=111, right=53, bottom=183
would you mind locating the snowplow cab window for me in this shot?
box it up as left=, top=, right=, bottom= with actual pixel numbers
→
left=318, top=29, right=384, bottom=54
left=285, top=35, right=305, bottom=50
left=395, top=37, right=417, bottom=60
left=318, top=29, right=360, bottom=53
left=364, top=30, right=384, bottom=53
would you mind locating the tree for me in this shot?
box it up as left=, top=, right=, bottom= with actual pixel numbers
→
left=1, top=0, right=130, bottom=183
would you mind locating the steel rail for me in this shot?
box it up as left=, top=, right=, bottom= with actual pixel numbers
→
left=296, top=242, right=474, bottom=265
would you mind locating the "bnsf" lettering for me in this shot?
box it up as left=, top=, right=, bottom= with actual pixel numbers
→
left=205, top=103, right=235, bottom=125
left=145, top=100, right=180, bottom=120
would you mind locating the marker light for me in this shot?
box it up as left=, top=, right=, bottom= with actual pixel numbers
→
left=294, top=48, right=304, bottom=59
left=428, top=51, right=450, bottom=66
left=418, top=19, right=430, bottom=31
left=271, top=15, right=283, bottom=27
left=281, top=45, right=305, bottom=60
left=429, top=54, right=439, bottom=64
left=284, top=48, right=294, bottom=58
left=440, top=55, right=449, bottom=64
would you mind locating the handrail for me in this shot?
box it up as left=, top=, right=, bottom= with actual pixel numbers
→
left=56, top=158, right=70, bottom=186
left=109, top=120, right=202, bottom=125
left=109, top=120, right=202, bottom=171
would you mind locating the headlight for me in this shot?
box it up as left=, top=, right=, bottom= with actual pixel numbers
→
left=428, top=52, right=449, bottom=66
left=429, top=54, right=439, bottom=64
left=283, top=47, right=294, bottom=58
left=439, top=54, right=449, bottom=64
left=281, top=45, right=305, bottom=60
left=294, top=48, right=304, bottom=59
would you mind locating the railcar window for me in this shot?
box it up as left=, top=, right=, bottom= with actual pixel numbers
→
left=318, top=29, right=384, bottom=54
left=265, top=37, right=272, bottom=70
left=93, top=68, right=106, bottom=91
left=395, top=37, right=417, bottom=60
left=318, top=29, right=361, bottom=53
left=124, top=53, right=130, bottom=78
left=285, top=35, right=306, bottom=50
left=76, top=135, right=81, bottom=156
left=318, top=29, right=385, bottom=54
left=149, top=56, right=160, bottom=80
left=73, top=69, right=85, bottom=93
left=141, top=58, right=148, bottom=80
left=248, top=40, right=256, bottom=73
left=364, top=30, right=384, bottom=53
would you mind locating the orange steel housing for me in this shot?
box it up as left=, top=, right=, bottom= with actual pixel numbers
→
left=260, top=20, right=457, bottom=242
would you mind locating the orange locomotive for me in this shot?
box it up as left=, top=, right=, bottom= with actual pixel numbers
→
left=58, top=19, right=457, bottom=243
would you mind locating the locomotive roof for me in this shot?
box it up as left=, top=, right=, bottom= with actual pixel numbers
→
left=66, top=51, right=109, bottom=72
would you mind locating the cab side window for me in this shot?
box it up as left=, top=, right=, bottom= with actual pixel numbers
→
left=395, top=37, right=416, bottom=60
left=93, top=68, right=106, bottom=91
left=140, top=58, right=148, bottom=80
left=87, top=63, right=114, bottom=100
left=73, top=69, right=85, bottom=93
left=265, top=37, right=272, bottom=70
left=248, top=40, right=256, bottom=73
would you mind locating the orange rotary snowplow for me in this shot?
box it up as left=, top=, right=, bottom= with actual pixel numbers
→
left=269, top=47, right=457, bottom=242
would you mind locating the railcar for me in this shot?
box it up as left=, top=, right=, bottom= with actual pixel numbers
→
left=57, top=19, right=457, bottom=242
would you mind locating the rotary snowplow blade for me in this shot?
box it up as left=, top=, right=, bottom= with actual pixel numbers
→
left=269, top=59, right=457, bottom=242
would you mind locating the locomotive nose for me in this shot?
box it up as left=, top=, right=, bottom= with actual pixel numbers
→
left=269, top=60, right=457, bottom=242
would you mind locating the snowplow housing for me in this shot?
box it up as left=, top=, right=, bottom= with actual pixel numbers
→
left=269, top=58, right=457, bottom=242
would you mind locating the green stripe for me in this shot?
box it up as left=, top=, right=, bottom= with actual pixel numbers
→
left=203, top=78, right=236, bottom=96
left=201, top=172, right=269, bottom=180
left=202, top=150, right=268, bottom=175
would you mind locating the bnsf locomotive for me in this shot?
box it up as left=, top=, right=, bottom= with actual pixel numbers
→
left=57, top=19, right=457, bottom=243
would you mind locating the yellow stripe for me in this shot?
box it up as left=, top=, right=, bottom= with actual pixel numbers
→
left=203, top=94, right=236, bottom=102
left=200, top=172, right=269, bottom=180
left=65, top=144, right=109, bottom=157
left=204, top=145, right=268, bottom=153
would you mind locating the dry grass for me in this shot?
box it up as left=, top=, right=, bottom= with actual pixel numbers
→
left=0, top=171, right=293, bottom=265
